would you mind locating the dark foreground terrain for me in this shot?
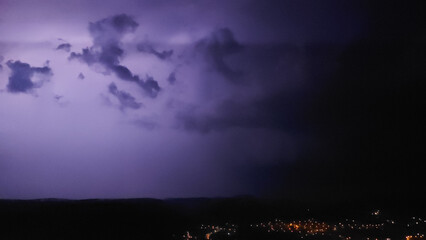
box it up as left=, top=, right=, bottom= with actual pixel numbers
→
left=0, top=197, right=425, bottom=240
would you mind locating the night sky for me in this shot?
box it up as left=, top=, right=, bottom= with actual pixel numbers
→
left=0, top=0, right=424, bottom=200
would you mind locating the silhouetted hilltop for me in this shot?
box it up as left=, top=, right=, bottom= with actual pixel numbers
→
left=1, top=197, right=425, bottom=239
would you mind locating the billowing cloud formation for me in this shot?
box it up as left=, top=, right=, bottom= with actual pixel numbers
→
left=56, top=43, right=71, bottom=52
left=175, top=38, right=313, bottom=134
left=110, top=65, right=160, bottom=98
left=108, top=82, right=142, bottom=110
left=0, top=0, right=423, bottom=201
left=69, top=48, right=96, bottom=65
left=6, top=60, right=52, bottom=93
left=137, top=42, right=173, bottom=60
left=69, top=14, right=161, bottom=97
left=196, top=28, right=243, bottom=82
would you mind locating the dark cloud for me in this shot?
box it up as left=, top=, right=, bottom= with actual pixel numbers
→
left=139, top=75, right=161, bottom=98
left=69, top=45, right=124, bottom=68
left=186, top=0, right=424, bottom=200
left=108, top=82, right=142, bottom=110
left=69, top=48, right=97, bottom=65
left=196, top=28, right=243, bottom=83
left=175, top=42, right=333, bottom=133
left=111, top=65, right=160, bottom=98
left=176, top=9, right=425, bottom=199
left=89, top=13, right=138, bottom=39
left=167, top=72, right=176, bottom=84
left=111, top=65, right=135, bottom=81
left=86, top=14, right=137, bottom=68
left=6, top=60, right=52, bottom=93
left=56, top=43, right=71, bottom=52
left=137, top=42, right=173, bottom=60
left=69, top=14, right=161, bottom=97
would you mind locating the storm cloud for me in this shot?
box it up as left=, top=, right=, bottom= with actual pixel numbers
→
left=137, top=42, right=173, bottom=60
left=69, top=14, right=161, bottom=97
left=196, top=28, right=243, bottom=83
left=167, top=72, right=176, bottom=84
left=5, top=60, right=52, bottom=93
left=56, top=43, right=72, bottom=52
left=0, top=0, right=423, bottom=200
left=108, top=82, right=142, bottom=110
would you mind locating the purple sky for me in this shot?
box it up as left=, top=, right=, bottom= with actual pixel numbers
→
left=0, top=0, right=423, bottom=200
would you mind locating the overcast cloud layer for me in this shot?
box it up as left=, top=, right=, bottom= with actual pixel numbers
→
left=0, top=0, right=424, bottom=200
